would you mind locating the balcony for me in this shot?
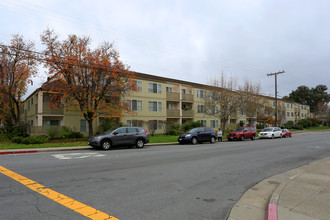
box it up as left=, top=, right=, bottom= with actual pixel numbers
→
left=166, top=109, right=180, bottom=117
left=182, top=109, right=194, bottom=117
left=182, top=94, right=193, bottom=102
left=43, top=104, right=64, bottom=115
left=166, top=92, right=180, bottom=101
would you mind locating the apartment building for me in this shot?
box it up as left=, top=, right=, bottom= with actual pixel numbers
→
left=20, top=72, right=311, bottom=136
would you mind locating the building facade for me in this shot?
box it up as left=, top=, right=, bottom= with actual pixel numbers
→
left=20, top=72, right=311, bottom=136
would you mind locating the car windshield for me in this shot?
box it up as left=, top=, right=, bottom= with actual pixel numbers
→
left=233, top=128, right=244, bottom=132
left=262, top=128, right=273, bottom=132
left=187, top=128, right=200, bottom=133
left=104, top=129, right=116, bottom=134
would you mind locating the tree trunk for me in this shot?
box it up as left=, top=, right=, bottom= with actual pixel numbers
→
left=88, top=119, right=93, bottom=138
left=221, top=118, right=228, bottom=136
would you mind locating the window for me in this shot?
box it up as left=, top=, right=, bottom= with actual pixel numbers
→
left=287, top=112, right=290, bottom=117
left=301, top=106, right=303, bottom=110
left=291, top=112, right=294, bottom=117
left=28, top=100, right=30, bottom=111
left=210, top=120, right=218, bottom=128
left=166, top=87, right=172, bottom=93
left=148, top=101, right=162, bottom=112
left=167, top=103, right=172, bottom=110
left=30, top=120, right=34, bottom=126
left=197, top=105, right=205, bottom=113
left=31, top=97, right=33, bottom=105
left=273, top=101, right=276, bottom=107
left=134, top=80, right=142, bottom=92
left=43, top=120, right=60, bottom=126
left=148, top=83, right=162, bottom=94
left=199, top=120, right=207, bottom=127
left=291, top=104, right=293, bottom=109
left=149, top=120, right=163, bottom=130
left=181, top=89, right=186, bottom=94
left=80, top=119, right=89, bottom=132
left=128, top=100, right=142, bottom=111
left=115, top=127, right=127, bottom=134
left=197, top=90, right=206, bottom=98
left=304, top=106, right=306, bottom=110
left=127, top=120, right=143, bottom=127
left=287, top=103, right=289, bottom=108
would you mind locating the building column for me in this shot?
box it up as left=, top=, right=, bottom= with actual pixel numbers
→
left=37, top=91, right=43, bottom=126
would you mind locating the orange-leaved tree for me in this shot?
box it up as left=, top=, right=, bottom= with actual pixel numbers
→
left=0, top=35, right=38, bottom=125
left=40, top=29, right=136, bottom=137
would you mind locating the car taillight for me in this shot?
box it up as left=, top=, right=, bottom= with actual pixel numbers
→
left=145, top=130, right=148, bottom=135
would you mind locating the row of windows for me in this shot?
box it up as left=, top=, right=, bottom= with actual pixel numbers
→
left=286, top=112, right=308, bottom=117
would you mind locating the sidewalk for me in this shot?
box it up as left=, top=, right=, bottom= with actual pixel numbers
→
left=228, top=156, right=330, bottom=220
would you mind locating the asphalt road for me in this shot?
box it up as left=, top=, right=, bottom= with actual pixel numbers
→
left=1, top=132, right=329, bottom=220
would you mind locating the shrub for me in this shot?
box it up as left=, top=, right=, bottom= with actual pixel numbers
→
left=11, top=136, right=24, bottom=143
left=6, top=122, right=30, bottom=140
left=60, top=126, right=83, bottom=138
left=292, top=124, right=304, bottom=130
left=21, top=135, right=49, bottom=144
left=183, top=121, right=201, bottom=132
left=169, top=130, right=178, bottom=136
left=101, top=119, right=124, bottom=133
left=297, top=119, right=312, bottom=128
left=46, top=127, right=61, bottom=138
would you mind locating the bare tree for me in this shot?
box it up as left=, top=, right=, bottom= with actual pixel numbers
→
left=204, top=72, right=242, bottom=134
left=238, top=79, right=263, bottom=126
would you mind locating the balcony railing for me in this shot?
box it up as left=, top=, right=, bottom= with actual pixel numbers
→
left=43, top=104, right=64, bottom=115
left=166, top=109, right=180, bottom=117
left=166, top=92, right=180, bottom=101
left=182, top=94, right=193, bottom=102
left=182, top=109, right=194, bottom=117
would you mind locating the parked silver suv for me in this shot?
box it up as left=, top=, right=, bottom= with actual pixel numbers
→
left=88, top=127, right=149, bottom=150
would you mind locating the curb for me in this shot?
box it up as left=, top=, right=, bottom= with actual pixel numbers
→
left=0, top=150, right=38, bottom=155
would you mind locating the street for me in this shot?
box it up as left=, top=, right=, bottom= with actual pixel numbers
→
left=1, top=132, right=329, bottom=220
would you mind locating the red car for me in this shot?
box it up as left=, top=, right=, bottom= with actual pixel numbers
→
left=282, top=129, right=292, bottom=138
left=227, top=126, right=256, bottom=141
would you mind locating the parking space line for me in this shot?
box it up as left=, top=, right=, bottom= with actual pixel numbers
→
left=0, top=165, right=118, bottom=220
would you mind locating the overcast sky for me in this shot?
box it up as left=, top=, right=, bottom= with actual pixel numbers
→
left=1, top=0, right=329, bottom=99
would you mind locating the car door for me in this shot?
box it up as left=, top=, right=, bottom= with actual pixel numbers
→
left=196, top=127, right=207, bottom=141
left=111, top=127, right=127, bottom=145
left=126, top=127, right=138, bottom=145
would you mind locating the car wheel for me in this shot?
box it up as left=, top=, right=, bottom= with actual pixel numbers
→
left=210, top=136, right=216, bottom=144
left=289, top=134, right=292, bottom=137
left=271, top=134, right=274, bottom=139
left=228, top=138, right=232, bottom=141
left=280, top=134, right=283, bottom=138
left=192, top=137, right=198, bottom=145
left=136, top=139, right=144, bottom=148
left=240, top=135, right=244, bottom=141
left=101, top=140, right=111, bottom=150
left=251, top=135, right=255, bottom=140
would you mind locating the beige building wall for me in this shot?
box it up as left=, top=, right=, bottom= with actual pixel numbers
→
left=20, top=72, right=312, bottom=136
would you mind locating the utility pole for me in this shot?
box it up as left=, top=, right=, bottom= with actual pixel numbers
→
left=267, top=70, right=285, bottom=126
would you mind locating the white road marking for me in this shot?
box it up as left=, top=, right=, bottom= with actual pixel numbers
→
left=52, top=152, right=105, bottom=160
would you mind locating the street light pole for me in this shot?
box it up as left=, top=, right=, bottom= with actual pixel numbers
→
left=267, top=70, right=285, bottom=126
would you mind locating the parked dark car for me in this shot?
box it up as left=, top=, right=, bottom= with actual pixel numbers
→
left=282, top=129, right=292, bottom=138
left=178, top=127, right=217, bottom=145
left=227, top=126, right=256, bottom=141
left=88, top=127, right=149, bottom=150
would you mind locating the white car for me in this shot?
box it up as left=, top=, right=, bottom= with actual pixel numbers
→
left=258, top=127, right=282, bottom=139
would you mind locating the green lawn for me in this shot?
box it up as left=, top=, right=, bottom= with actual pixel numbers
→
left=149, top=135, right=178, bottom=143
